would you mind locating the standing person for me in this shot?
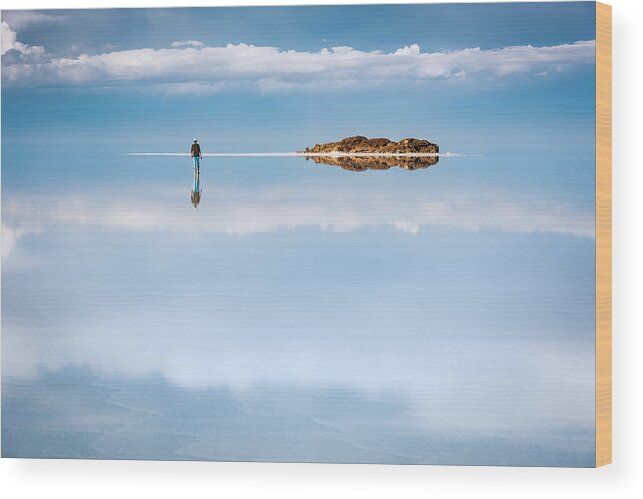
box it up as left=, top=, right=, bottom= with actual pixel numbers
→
left=191, top=138, right=202, bottom=172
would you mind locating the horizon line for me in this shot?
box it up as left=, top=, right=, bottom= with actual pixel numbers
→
left=124, top=152, right=467, bottom=157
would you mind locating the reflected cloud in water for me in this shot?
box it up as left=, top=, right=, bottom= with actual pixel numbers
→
left=1, top=153, right=596, bottom=465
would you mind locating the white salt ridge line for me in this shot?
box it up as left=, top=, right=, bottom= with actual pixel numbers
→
left=125, top=152, right=466, bottom=157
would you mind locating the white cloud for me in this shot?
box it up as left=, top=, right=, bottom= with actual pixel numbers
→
left=151, top=81, right=225, bottom=95
left=1, top=21, right=45, bottom=56
left=1, top=21, right=18, bottom=55
left=393, top=43, right=421, bottom=57
left=1, top=312, right=595, bottom=434
left=1, top=11, right=66, bottom=29
left=170, top=40, right=205, bottom=49
left=1, top=182, right=594, bottom=263
left=1, top=181, right=596, bottom=435
left=1, top=222, right=42, bottom=258
left=2, top=38, right=595, bottom=90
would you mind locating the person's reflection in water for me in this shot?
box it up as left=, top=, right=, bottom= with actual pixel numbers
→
left=191, top=163, right=202, bottom=209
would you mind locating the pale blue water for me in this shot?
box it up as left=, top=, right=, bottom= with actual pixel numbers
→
left=1, top=129, right=595, bottom=465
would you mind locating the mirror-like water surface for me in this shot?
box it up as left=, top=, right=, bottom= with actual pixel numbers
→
left=2, top=135, right=595, bottom=465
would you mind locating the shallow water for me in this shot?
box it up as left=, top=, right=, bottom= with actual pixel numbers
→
left=1, top=134, right=595, bottom=465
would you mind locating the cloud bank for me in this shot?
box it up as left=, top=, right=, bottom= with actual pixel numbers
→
left=2, top=22, right=595, bottom=91
left=1, top=181, right=594, bottom=262
left=1, top=21, right=44, bottom=56
left=1, top=11, right=66, bottom=29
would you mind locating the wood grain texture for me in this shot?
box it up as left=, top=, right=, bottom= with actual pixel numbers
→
left=596, top=1, right=612, bottom=468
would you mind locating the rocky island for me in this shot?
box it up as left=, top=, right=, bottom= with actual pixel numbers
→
left=305, top=136, right=439, bottom=155
left=303, top=136, right=439, bottom=171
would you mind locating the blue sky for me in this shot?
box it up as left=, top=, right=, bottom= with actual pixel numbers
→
left=2, top=3, right=597, bottom=465
left=2, top=3, right=596, bottom=150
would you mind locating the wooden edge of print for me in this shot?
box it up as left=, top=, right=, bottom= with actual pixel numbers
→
left=595, top=1, right=612, bottom=468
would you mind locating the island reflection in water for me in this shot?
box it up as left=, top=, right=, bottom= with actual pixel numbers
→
left=305, top=154, right=439, bottom=171
left=186, top=154, right=439, bottom=210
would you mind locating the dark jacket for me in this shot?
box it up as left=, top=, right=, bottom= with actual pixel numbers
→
left=191, top=143, right=202, bottom=157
